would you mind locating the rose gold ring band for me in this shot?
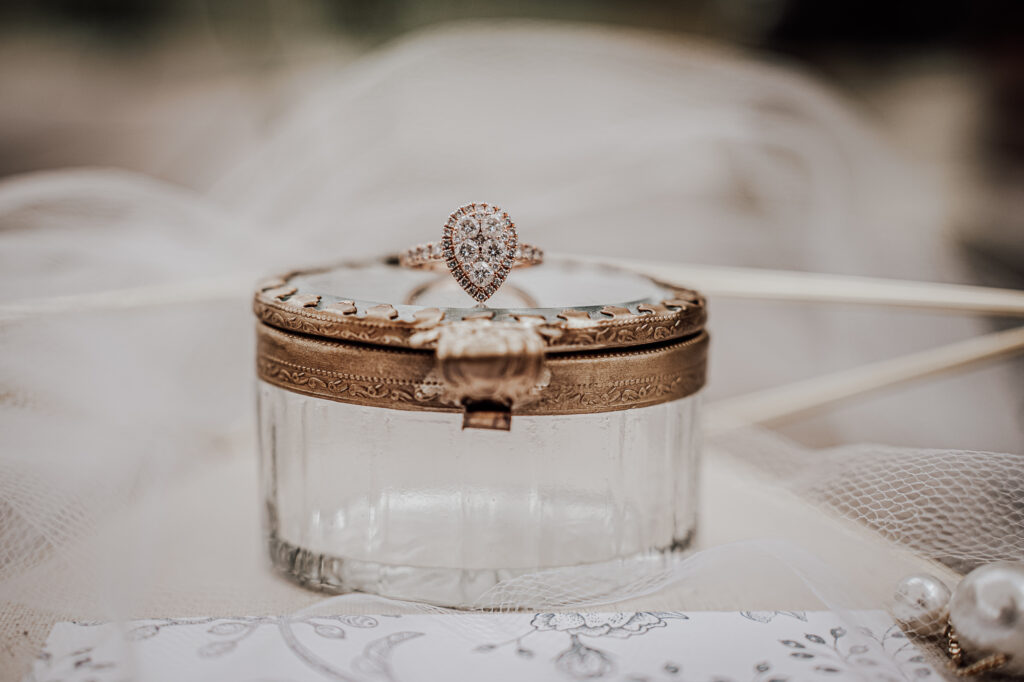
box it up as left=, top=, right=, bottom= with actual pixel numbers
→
left=399, top=241, right=543, bottom=270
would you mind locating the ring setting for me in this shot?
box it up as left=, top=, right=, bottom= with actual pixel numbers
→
left=400, top=203, right=543, bottom=302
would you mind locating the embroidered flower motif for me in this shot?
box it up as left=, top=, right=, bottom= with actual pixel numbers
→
left=554, top=636, right=615, bottom=679
left=531, top=612, right=669, bottom=639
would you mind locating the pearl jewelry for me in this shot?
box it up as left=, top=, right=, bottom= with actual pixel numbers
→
left=949, top=561, right=1024, bottom=675
left=893, top=573, right=951, bottom=637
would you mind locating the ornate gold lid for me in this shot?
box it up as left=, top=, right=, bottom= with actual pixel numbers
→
left=254, top=258, right=705, bottom=352
left=253, top=257, right=708, bottom=428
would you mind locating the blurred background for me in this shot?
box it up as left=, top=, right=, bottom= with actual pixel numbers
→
left=0, top=0, right=1021, bottom=451
left=1, top=0, right=1022, bottom=279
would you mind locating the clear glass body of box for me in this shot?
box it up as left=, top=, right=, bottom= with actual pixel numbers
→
left=254, top=260, right=707, bottom=607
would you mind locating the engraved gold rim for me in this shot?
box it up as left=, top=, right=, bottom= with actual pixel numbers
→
left=256, top=323, right=708, bottom=416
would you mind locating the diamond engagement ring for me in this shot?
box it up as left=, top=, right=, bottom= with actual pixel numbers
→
left=399, top=202, right=543, bottom=302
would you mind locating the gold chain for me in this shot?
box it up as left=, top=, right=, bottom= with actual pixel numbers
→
left=945, top=621, right=1009, bottom=677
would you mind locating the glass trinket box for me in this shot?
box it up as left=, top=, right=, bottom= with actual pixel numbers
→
left=254, top=257, right=708, bottom=607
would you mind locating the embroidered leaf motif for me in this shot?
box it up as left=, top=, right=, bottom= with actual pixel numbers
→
left=125, top=625, right=159, bottom=641
left=779, top=611, right=808, bottom=622
left=313, top=624, right=346, bottom=639
left=198, top=640, right=236, bottom=658
left=741, top=611, right=775, bottom=623
left=208, top=622, right=248, bottom=636
left=352, top=632, right=423, bottom=679
left=780, top=640, right=805, bottom=648
left=338, top=615, right=378, bottom=628
left=805, top=634, right=826, bottom=644
left=741, top=610, right=807, bottom=623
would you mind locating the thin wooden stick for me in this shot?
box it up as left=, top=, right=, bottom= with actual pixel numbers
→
left=0, top=275, right=252, bottom=322
left=4, top=257, right=1024, bottom=321
left=557, top=254, right=1024, bottom=317
left=707, top=325, right=1024, bottom=427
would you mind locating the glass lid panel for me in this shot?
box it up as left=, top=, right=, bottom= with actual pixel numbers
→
left=290, top=258, right=668, bottom=322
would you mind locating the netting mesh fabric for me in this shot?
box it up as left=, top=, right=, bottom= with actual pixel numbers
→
left=711, top=427, right=1024, bottom=574
left=806, top=446, right=1023, bottom=573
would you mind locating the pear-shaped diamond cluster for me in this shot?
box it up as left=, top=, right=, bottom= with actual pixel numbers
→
left=442, top=203, right=517, bottom=301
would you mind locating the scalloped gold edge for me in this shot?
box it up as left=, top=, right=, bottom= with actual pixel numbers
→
left=253, top=262, right=706, bottom=352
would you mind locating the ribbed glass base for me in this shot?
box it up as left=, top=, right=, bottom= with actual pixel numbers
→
left=259, top=382, right=702, bottom=607
left=267, top=529, right=696, bottom=608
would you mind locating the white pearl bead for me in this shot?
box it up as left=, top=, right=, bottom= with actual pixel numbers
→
left=893, top=573, right=951, bottom=637
left=949, top=561, right=1024, bottom=675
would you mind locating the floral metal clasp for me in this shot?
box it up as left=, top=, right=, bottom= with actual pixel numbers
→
left=432, top=319, right=549, bottom=430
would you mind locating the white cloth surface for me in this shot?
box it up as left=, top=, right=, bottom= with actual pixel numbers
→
left=3, top=447, right=960, bottom=681
left=32, top=611, right=938, bottom=682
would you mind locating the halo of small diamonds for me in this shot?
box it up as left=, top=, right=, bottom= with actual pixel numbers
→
left=397, top=204, right=542, bottom=302
left=442, top=202, right=518, bottom=302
